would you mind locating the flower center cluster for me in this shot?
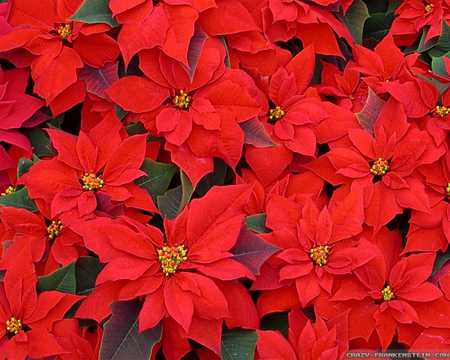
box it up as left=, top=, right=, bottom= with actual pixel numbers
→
left=434, top=105, right=450, bottom=117
left=310, top=245, right=330, bottom=266
left=425, top=3, right=434, bottom=11
left=173, top=90, right=191, bottom=108
left=370, top=158, right=390, bottom=176
left=6, top=317, right=21, bottom=335
left=446, top=183, right=450, bottom=196
left=381, top=285, right=394, bottom=301
left=158, top=245, right=187, bottom=276
left=268, top=106, right=285, bottom=122
left=1, top=185, right=15, bottom=197
left=81, top=172, right=104, bottom=191
left=47, top=220, right=62, bottom=240
left=57, top=24, right=72, bottom=41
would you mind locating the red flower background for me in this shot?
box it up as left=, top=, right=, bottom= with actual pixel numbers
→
left=1, top=0, right=450, bottom=359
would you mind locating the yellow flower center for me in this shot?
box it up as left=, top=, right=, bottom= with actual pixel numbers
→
left=57, top=24, right=72, bottom=41
left=6, top=317, right=21, bottom=335
left=173, top=90, right=191, bottom=108
left=81, top=172, right=104, bottom=191
left=446, top=183, right=450, bottom=196
left=47, top=220, right=62, bottom=240
left=425, top=3, right=434, bottom=11
left=434, top=105, right=450, bottom=117
left=158, top=245, right=187, bottom=276
left=268, top=106, right=285, bottom=122
left=0, top=185, right=15, bottom=197
left=370, top=158, right=390, bottom=176
left=381, top=285, right=394, bottom=301
left=310, top=245, right=330, bottom=266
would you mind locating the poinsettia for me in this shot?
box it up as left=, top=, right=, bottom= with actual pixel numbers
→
left=245, top=45, right=359, bottom=185
left=71, top=185, right=260, bottom=360
left=258, top=0, right=354, bottom=57
left=256, top=309, right=349, bottom=360
left=254, top=186, right=375, bottom=319
left=0, top=66, right=44, bottom=169
left=404, top=143, right=450, bottom=253
left=390, top=0, right=450, bottom=46
left=0, top=246, right=83, bottom=360
left=333, top=235, right=450, bottom=351
left=0, top=206, right=88, bottom=274
left=19, top=115, right=158, bottom=220
left=352, top=34, right=437, bottom=117
left=0, top=0, right=120, bottom=114
left=309, top=97, right=445, bottom=233
left=108, top=40, right=261, bottom=186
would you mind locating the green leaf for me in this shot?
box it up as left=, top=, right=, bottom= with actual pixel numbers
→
left=157, top=170, right=194, bottom=220
left=219, top=36, right=231, bottom=68
left=240, top=117, right=277, bottom=148
left=417, top=26, right=438, bottom=53
left=388, top=0, right=402, bottom=13
left=17, top=156, right=38, bottom=180
left=433, top=247, right=450, bottom=275
left=431, top=56, right=449, bottom=76
left=429, top=20, right=450, bottom=58
left=337, top=0, right=370, bottom=45
left=100, top=299, right=162, bottom=360
left=70, top=0, right=119, bottom=27
left=260, top=313, right=289, bottom=338
left=21, top=127, right=54, bottom=157
left=245, top=214, right=270, bottom=234
left=196, top=158, right=228, bottom=197
left=363, top=12, right=394, bottom=42
left=125, top=123, right=147, bottom=136
left=37, top=262, right=76, bottom=294
left=230, top=224, right=280, bottom=275
left=135, top=159, right=178, bottom=202
left=356, top=88, right=386, bottom=136
left=221, top=329, right=258, bottom=360
left=75, top=256, right=106, bottom=295
left=0, top=186, right=37, bottom=212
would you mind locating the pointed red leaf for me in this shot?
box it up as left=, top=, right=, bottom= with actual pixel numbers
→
left=106, top=75, right=170, bottom=113
left=355, top=88, right=386, bottom=137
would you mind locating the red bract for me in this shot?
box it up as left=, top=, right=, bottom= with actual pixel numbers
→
left=71, top=185, right=258, bottom=360
left=0, top=247, right=83, bottom=360
left=20, top=115, right=158, bottom=219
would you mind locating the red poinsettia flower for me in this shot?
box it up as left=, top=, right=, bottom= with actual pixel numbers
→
left=0, top=0, right=120, bottom=113
left=310, top=98, right=445, bottom=233
left=20, top=115, right=158, bottom=220
left=108, top=40, right=261, bottom=186
left=333, top=239, right=450, bottom=351
left=316, top=60, right=366, bottom=113
left=390, top=0, right=450, bottom=46
left=0, top=206, right=88, bottom=274
left=0, top=246, right=83, bottom=360
left=71, top=185, right=258, bottom=360
left=259, top=0, right=354, bottom=57
left=352, top=34, right=437, bottom=117
left=254, top=187, right=375, bottom=319
left=256, top=309, right=349, bottom=360
left=404, top=146, right=450, bottom=253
